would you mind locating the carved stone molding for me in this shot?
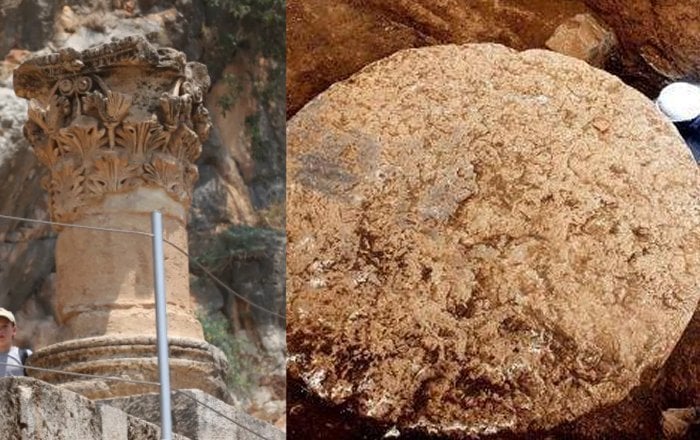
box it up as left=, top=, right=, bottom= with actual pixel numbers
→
left=27, top=336, right=231, bottom=402
left=14, top=36, right=212, bottom=223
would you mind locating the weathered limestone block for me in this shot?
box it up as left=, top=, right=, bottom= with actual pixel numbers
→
left=286, top=44, right=700, bottom=437
left=0, top=376, right=189, bottom=440
left=13, top=36, right=227, bottom=400
left=546, top=13, right=617, bottom=67
left=101, top=389, right=285, bottom=440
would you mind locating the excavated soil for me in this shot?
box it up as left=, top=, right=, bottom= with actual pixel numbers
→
left=287, top=0, right=700, bottom=119
left=286, top=44, right=700, bottom=438
left=286, top=0, right=591, bottom=118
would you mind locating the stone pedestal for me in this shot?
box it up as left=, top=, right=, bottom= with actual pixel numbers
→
left=0, top=377, right=190, bottom=440
left=14, top=36, right=226, bottom=399
left=27, top=336, right=229, bottom=402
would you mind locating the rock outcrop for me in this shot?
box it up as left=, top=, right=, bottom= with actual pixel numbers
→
left=286, top=44, right=700, bottom=437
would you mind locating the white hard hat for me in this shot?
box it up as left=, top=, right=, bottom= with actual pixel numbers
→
left=656, top=82, right=700, bottom=122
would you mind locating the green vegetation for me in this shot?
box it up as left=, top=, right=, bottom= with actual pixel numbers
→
left=216, top=73, right=244, bottom=117
left=205, top=0, right=284, bottom=53
left=257, top=200, right=285, bottom=229
left=197, top=310, right=252, bottom=393
left=204, top=0, right=285, bottom=71
left=194, top=225, right=276, bottom=272
left=204, top=0, right=286, bottom=212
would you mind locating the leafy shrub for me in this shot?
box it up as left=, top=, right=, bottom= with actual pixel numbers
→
left=197, top=310, right=252, bottom=393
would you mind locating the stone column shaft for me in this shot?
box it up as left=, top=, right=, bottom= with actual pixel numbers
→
left=14, top=36, right=228, bottom=400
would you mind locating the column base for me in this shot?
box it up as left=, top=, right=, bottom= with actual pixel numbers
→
left=27, top=336, right=231, bottom=403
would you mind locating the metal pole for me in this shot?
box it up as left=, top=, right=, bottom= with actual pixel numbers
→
left=151, top=211, right=173, bottom=440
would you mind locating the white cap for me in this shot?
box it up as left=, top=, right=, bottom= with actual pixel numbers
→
left=656, top=82, right=700, bottom=122
left=0, top=308, right=15, bottom=325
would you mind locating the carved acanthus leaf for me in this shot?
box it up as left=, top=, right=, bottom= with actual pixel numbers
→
left=85, top=151, right=141, bottom=196
left=160, top=93, right=185, bottom=131
left=115, top=120, right=168, bottom=160
left=168, top=125, right=201, bottom=163
left=102, top=90, right=132, bottom=123
left=55, top=116, right=107, bottom=160
left=24, top=121, right=60, bottom=168
left=143, top=153, right=187, bottom=201
left=27, top=95, right=70, bottom=136
left=84, top=90, right=132, bottom=124
left=192, top=104, right=211, bottom=141
left=49, top=159, right=85, bottom=222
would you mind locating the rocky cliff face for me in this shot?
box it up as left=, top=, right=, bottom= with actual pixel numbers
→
left=0, top=0, right=284, bottom=427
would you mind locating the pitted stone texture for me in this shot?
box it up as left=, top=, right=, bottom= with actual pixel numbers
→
left=286, top=44, right=700, bottom=436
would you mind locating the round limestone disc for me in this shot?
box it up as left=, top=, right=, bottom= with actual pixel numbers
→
left=286, top=44, right=700, bottom=437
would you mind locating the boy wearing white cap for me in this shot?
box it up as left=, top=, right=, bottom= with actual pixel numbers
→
left=656, top=81, right=700, bottom=162
left=0, top=308, right=32, bottom=377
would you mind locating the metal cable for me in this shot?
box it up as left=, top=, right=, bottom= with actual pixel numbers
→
left=0, top=213, right=285, bottom=320
left=163, top=238, right=286, bottom=321
left=0, top=213, right=153, bottom=237
left=0, top=358, right=275, bottom=440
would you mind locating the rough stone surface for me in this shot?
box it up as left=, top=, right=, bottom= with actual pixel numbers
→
left=0, top=376, right=188, bottom=440
left=555, top=306, right=700, bottom=439
left=286, top=44, right=700, bottom=437
left=546, top=13, right=617, bottom=67
left=0, top=84, right=54, bottom=315
left=101, top=389, right=284, bottom=440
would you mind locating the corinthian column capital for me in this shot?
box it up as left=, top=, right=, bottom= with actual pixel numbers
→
left=14, top=36, right=212, bottom=223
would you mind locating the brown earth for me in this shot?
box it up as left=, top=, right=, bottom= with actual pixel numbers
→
left=286, top=44, right=700, bottom=438
left=583, top=0, right=700, bottom=96
left=287, top=0, right=591, bottom=118
left=286, top=0, right=700, bottom=118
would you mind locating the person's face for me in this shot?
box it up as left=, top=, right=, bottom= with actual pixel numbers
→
left=0, top=318, right=16, bottom=352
